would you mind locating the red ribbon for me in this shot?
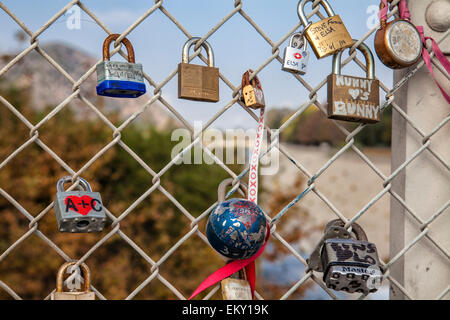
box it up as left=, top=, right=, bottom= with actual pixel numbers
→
left=189, top=226, right=270, bottom=300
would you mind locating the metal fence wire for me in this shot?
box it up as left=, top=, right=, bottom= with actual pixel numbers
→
left=0, top=0, right=449, bottom=300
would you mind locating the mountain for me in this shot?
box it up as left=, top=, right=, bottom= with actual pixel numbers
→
left=0, top=42, right=176, bottom=130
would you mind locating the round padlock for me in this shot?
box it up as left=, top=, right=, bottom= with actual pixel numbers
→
left=206, top=179, right=267, bottom=260
left=374, top=0, right=422, bottom=69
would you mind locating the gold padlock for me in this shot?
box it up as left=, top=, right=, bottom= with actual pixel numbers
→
left=178, top=37, right=219, bottom=102
left=298, top=0, right=354, bottom=59
left=221, top=268, right=252, bottom=300
left=327, top=40, right=380, bottom=123
left=241, top=70, right=265, bottom=109
left=51, top=262, right=95, bottom=300
left=374, top=0, right=422, bottom=69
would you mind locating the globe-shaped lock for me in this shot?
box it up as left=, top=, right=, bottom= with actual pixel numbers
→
left=206, top=178, right=267, bottom=260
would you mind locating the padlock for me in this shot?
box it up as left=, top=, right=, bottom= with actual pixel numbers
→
left=298, top=0, right=354, bottom=59
left=374, top=0, right=422, bottom=69
left=53, top=176, right=106, bottom=233
left=327, top=40, right=380, bottom=123
left=51, top=262, right=95, bottom=300
left=178, top=37, right=219, bottom=102
left=307, top=220, right=383, bottom=294
left=282, top=33, right=310, bottom=74
left=206, top=178, right=267, bottom=260
left=96, top=33, right=146, bottom=98
left=240, top=70, right=265, bottom=110
left=221, top=267, right=252, bottom=300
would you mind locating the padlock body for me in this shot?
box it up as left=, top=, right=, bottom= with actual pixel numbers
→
left=96, top=61, right=146, bottom=98
left=242, top=85, right=265, bottom=109
left=282, top=47, right=309, bottom=75
left=321, top=238, right=382, bottom=294
left=54, top=191, right=106, bottom=233
left=221, top=278, right=252, bottom=300
left=305, top=15, right=354, bottom=59
left=51, top=292, right=95, bottom=300
left=374, top=19, right=422, bottom=69
left=178, top=63, right=219, bottom=102
left=327, top=74, right=380, bottom=123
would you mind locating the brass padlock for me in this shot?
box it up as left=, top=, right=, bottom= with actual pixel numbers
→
left=240, top=70, right=265, bottom=109
left=221, top=267, right=252, bottom=300
left=51, top=262, right=95, bottom=300
left=298, top=0, right=354, bottom=59
left=178, top=37, right=219, bottom=102
left=327, top=40, right=380, bottom=123
left=374, top=0, right=422, bottom=69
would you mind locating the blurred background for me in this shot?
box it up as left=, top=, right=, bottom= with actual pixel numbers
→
left=0, top=0, right=393, bottom=299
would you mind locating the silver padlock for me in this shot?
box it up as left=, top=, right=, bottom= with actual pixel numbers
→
left=307, top=220, right=383, bottom=294
left=54, top=176, right=106, bottom=233
left=282, top=33, right=309, bottom=74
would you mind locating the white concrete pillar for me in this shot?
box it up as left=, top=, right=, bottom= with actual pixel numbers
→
left=390, top=0, right=450, bottom=300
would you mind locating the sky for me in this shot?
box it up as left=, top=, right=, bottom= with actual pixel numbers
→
left=0, top=0, right=392, bottom=129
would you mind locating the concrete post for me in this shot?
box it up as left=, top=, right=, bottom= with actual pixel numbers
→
left=390, top=0, right=450, bottom=300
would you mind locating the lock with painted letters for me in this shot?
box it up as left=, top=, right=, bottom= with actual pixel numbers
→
left=307, top=219, right=383, bottom=294
left=54, top=176, right=106, bottom=233
left=240, top=70, right=265, bottom=109
left=282, top=33, right=310, bottom=74
left=51, top=262, right=95, bottom=300
left=96, top=33, right=146, bottom=98
left=178, top=37, right=219, bottom=102
left=221, top=267, right=252, bottom=300
left=374, top=0, right=422, bottom=69
left=327, top=40, right=380, bottom=123
left=298, top=0, right=354, bottom=59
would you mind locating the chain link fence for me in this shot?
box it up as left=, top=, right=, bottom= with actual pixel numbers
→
left=0, top=0, right=448, bottom=300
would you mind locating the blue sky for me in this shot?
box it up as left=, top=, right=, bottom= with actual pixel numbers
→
left=0, top=0, right=391, bottom=129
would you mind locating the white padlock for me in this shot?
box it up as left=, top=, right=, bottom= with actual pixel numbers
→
left=282, top=33, right=309, bottom=75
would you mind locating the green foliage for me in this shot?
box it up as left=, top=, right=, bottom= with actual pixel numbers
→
left=0, top=85, right=239, bottom=299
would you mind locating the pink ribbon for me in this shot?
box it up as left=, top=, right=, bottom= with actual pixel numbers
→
left=378, top=0, right=410, bottom=21
left=417, top=26, right=450, bottom=104
left=379, top=0, right=450, bottom=104
left=188, top=227, right=270, bottom=300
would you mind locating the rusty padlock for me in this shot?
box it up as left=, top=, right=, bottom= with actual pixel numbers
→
left=178, top=37, right=219, bottom=102
left=374, top=0, right=422, bottom=69
left=307, top=220, right=383, bottom=294
left=240, top=70, right=265, bottom=109
left=51, top=262, right=95, bottom=300
left=298, top=0, right=354, bottom=59
left=221, top=267, right=252, bottom=300
left=327, top=40, right=380, bottom=123
left=96, top=34, right=146, bottom=98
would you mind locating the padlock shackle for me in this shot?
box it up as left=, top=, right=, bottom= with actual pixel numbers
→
left=378, top=0, right=395, bottom=29
left=289, top=32, right=308, bottom=51
left=56, top=262, right=91, bottom=293
left=57, top=176, right=92, bottom=193
left=331, top=40, right=376, bottom=79
left=241, top=69, right=263, bottom=91
left=297, top=0, right=336, bottom=28
left=102, top=33, right=135, bottom=63
left=324, top=219, right=369, bottom=241
left=182, top=37, right=215, bottom=67
left=217, top=178, right=248, bottom=203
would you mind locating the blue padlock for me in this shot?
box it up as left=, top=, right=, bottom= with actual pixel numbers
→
left=96, top=34, right=146, bottom=98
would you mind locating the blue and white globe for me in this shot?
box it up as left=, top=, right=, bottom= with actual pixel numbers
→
left=206, top=198, right=267, bottom=260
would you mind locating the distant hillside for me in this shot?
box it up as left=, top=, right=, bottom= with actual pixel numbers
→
left=266, top=106, right=392, bottom=147
left=0, top=42, right=175, bottom=130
